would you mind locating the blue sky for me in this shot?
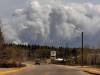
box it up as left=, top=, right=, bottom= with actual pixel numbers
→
left=0, top=0, right=27, bottom=17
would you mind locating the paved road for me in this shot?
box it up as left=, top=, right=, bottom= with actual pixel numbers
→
left=7, top=64, right=92, bottom=75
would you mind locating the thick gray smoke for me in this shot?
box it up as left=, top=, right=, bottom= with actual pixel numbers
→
left=1, top=0, right=100, bottom=47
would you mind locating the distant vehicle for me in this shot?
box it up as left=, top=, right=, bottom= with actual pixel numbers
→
left=55, top=58, right=63, bottom=61
left=35, top=59, right=40, bottom=65
left=54, top=58, right=66, bottom=64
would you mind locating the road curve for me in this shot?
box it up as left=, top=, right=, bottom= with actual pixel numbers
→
left=6, top=64, right=93, bottom=75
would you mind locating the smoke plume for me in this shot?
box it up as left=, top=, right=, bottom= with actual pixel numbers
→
left=1, top=0, right=100, bottom=47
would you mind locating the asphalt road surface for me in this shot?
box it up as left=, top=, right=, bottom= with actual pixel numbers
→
left=7, top=64, right=92, bottom=75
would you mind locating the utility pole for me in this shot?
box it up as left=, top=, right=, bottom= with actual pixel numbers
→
left=94, top=49, right=97, bottom=65
left=81, top=32, right=84, bottom=66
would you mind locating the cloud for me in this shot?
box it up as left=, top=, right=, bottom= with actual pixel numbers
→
left=1, top=0, right=100, bottom=47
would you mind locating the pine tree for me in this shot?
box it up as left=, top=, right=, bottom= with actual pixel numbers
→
left=0, top=26, right=6, bottom=65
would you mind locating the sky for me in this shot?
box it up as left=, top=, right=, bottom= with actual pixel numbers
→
left=0, top=0, right=100, bottom=17
left=0, top=0, right=100, bottom=48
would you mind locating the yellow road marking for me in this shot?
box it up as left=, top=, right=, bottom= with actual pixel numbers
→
left=0, top=64, right=36, bottom=75
left=0, top=68, right=25, bottom=75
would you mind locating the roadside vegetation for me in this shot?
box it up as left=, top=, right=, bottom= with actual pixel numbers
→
left=0, top=27, right=100, bottom=67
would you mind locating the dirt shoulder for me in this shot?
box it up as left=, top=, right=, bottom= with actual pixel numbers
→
left=56, top=64, right=100, bottom=75
left=81, top=66, right=100, bottom=75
